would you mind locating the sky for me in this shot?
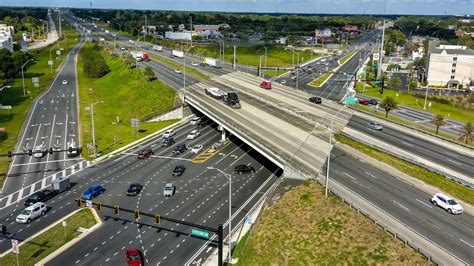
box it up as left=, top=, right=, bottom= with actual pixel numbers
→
left=1, top=0, right=473, bottom=16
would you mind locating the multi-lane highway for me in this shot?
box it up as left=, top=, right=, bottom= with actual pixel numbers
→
left=3, top=26, right=85, bottom=195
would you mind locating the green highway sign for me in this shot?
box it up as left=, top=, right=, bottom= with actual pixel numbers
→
left=346, top=96, right=356, bottom=105
left=191, top=228, right=209, bottom=238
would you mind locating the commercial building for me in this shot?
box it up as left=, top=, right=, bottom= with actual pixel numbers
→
left=164, top=31, right=192, bottom=41
left=0, top=24, right=14, bottom=52
left=426, top=41, right=474, bottom=89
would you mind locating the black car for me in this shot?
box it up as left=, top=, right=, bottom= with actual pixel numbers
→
left=126, top=183, right=143, bottom=196
left=161, top=137, right=175, bottom=147
left=173, top=144, right=187, bottom=155
left=234, top=165, right=256, bottom=174
left=172, top=165, right=186, bottom=176
left=309, top=96, right=322, bottom=104
left=24, top=190, right=56, bottom=206
left=368, top=99, right=378, bottom=105
left=137, top=148, right=153, bottom=159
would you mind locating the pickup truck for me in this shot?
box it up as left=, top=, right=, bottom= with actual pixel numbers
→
left=24, top=190, right=56, bottom=206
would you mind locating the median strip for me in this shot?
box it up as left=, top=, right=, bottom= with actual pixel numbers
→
left=308, top=72, right=333, bottom=87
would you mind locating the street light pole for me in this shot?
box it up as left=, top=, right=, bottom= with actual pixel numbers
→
left=21, top=59, right=34, bottom=97
left=325, top=125, right=332, bottom=199
left=259, top=55, right=264, bottom=78
left=90, top=100, right=103, bottom=157
left=264, top=46, right=267, bottom=69
left=296, top=52, right=300, bottom=90
left=207, top=167, right=234, bottom=264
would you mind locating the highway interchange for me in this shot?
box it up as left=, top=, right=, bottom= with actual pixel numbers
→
left=0, top=11, right=473, bottom=265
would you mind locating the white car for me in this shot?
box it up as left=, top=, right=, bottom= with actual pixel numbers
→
left=431, top=193, right=463, bottom=214
left=191, top=145, right=203, bottom=154
left=33, top=146, right=46, bottom=158
left=190, top=117, right=201, bottom=125
left=163, top=129, right=175, bottom=138
left=187, top=130, right=200, bottom=140
left=163, top=183, right=175, bottom=197
left=174, top=69, right=182, bottom=74
left=191, top=62, right=199, bottom=66
left=281, top=80, right=287, bottom=84
left=367, top=122, right=383, bottom=131
left=62, top=80, right=68, bottom=85
left=16, top=202, right=47, bottom=223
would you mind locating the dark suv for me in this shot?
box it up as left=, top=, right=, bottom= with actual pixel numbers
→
left=309, top=96, right=322, bottom=104
left=173, top=144, right=187, bottom=155
left=161, top=137, right=175, bottom=147
left=234, top=165, right=256, bottom=174
left=137, top=148, right=153, bottom=159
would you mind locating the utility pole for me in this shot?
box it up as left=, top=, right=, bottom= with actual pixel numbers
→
left=292, top=47, right=295, bottom=66
left=296, top=52, right=300, bottom=90
left=377, top=20, right=385, bottom=79
left=190, top=16, right=193, bottom=47
left=58, top=10, right=62, bottom=37
left=144, top=14, right=148, bottom=37
left=264, top=46, right=267, bottom=69
left=233, top=45, right=236, bottom=70
left=325, top=128, right=332, bottom=199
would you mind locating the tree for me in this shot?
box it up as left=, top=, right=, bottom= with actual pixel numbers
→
left=379, top=96, right=398, bottom=119
left=143, top=66, right=155, bottom=82
left=387, top=76, right=402, bottom=89
left=458, top=122, right=473, bottom=144
left=430, top=114, right=447, bottom=135
left=124, top=55, right=136, bottom=69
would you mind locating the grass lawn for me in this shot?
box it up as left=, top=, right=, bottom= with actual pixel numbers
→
left=336, top=134, right=474, bottom=205
left=308, top=72, right=333, bottom=87
left=149, top=54, right=210, bottom=81
left=78, top=43, right=178, bottom=159
left=338, top=51, right=357, bottom=65
left=191, top=45, right=318, bottom=67
left=359, top=86, right=474, bottom=124
left=0, top=23, right=79, bottom=188
left=262, top=69, right=288, bottom=76
left=0, top=208, right=96, bottom=265
left=233, top=181, right=428, bottom=265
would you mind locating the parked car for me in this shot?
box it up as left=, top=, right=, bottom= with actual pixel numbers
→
left=173, top=144, right=187, bottom=155
left=431, top=193, right=463, bottom=214
left=163, top=129, right=175, bottom=138
left=358, top=99, right=369, bottom=105
left=163, top=183, right=175, bottom=197
left=62, top=80, right=68, bottom=85
left=82, top=185, right=104, bottom=200
left=309, top=96, right=322, bottom=104
left=161, top=137, right=175, bottom=147
left=125, top=248, right=143, bottom=266
left=190, top=117, right=202, bottom=125
left=191, top=145, right=203, bottom=154
left=137, top=148, right=153, bottom=159
left=126, top=183, right=143, bottom=196
left=172, top=165, right=186, bottom=176
left=234, top=165, right=256, bottom=174
left=25, top=190, right=56, bottom=206
left=16, top=202, right=47, bottom=224
left=368, top=99, right=378, bottom=105
left=367, top=122, right=383, bottom=130
left=187, top=130, right=200, bottom=140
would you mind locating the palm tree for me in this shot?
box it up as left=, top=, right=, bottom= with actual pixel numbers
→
left=143, top=66, right=155, bottom=82
left=458, top=122, right=473, bottom=144
left=379, top=96, right=398, bottom=119
left=124, top=56, right=136, bottom=69
left=430, top=114, right=447, bottom=135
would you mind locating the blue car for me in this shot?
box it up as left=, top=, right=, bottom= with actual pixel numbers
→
left=82, top=185, right=104, bottom=200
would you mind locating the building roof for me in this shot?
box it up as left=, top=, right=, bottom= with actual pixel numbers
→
left=428, top=40, right=474, bottom=56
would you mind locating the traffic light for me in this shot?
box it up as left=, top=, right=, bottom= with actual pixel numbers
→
left=49, top=148, right=53, bottom=154
left=28, top=149, right=32, bottom=156
left=96, top=202, right=102, bottom=212
left=0, top=224, right=6, bottom=235
left=7, top=151, right=12, bottom=157
left=68, top=147, right=73, bottom=153
left=134, top=209, right=140, bottom=221
left=75, top=198, right=83, bottom=207
left=155, top=214, right=160, bottom=224
left=114, top=205, right=120, bottom=215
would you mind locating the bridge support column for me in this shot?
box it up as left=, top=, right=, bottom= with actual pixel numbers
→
left=284, top=164, right=310, bottom=180
left=218, top=125, right=227, bottom=142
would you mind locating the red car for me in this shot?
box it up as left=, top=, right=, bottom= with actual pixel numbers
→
left=126, top=249, right=142, bottom=266
left=137, top=148, right=153, bottom=159
left=260, top=81, right=272, bottom=90
left=358, top=99, right=369, bottom=105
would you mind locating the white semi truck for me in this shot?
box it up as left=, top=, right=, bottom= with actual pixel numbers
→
left=172, top=50, right=184, bottom=58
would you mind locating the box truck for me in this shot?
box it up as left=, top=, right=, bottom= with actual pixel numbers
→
left=172, top=50, right=184, bottom=58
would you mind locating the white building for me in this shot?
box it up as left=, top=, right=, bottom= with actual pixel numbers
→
left=164, top=31, right=192, bottom=41
left=0, top=24, right=14, bottom=52
left=426, top=41, right=474, bottom=89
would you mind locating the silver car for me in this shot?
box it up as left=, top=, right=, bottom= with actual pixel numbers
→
left=163, top=183, right=175, bottom=197
left=367, top=122, right=383, bottom=130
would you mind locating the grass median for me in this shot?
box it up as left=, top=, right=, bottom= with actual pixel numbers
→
left=78, top=43, right=179, bottom=160
left=308, top=72, right=333, bottom=87
left=338, top=51, right=357, bottom=65
left=336, top=134, right=474, bottom=205
left=0, top=22, right=79, bottom=188
left=233, top=181, right=428, bottom=265
left=0, top=208, right=97, bottom=265
left=149, top=54, right=210, bottom=81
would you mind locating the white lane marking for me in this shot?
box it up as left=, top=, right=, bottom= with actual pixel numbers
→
left=415, top=199, right=433, bottom=209
left=365, top=172, right=377, bottom=179
left=342, top=171, right=356, bottom=180
left=446, top=158, right=462, bottom=166
left=393, top=200, right=410, bottom=212
left=459, top=239, right=474, bottom=248
left=444, top=151, right=459, bottom=158
left=401, top=141, right=413, bottom=147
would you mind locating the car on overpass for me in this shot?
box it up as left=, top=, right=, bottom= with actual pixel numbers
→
left=431, top=193, right=463, bottom=214
left=126, top=183, right=143, bottom=196
left=234, top=165, right=256, bottom=174
left=367, top=122, right=383, bottom=131
left=82, top=185, right=105, bottom=200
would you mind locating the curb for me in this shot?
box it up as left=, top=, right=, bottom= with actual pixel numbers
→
left=34, top=208, right=102, bottom=266
left=335, top=142, right=474, bottom=216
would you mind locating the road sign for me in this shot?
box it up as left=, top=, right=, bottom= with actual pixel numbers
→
left=62, top=221, right=67, bottom=227
left=131, top=118, right=140, bottom=129
left=48, top=60, right=53, bottom=66
left=191, top=228, right=209, bottom=239
left=56, top=50, right=61, bottom=55
left=11, top=239, right=19, bottom=254
left=32, top=77, right=39, bottom=83
left=345, top=96, right=356, bottom=105
left=86, top=200, right=92, bottom=207
left=373, top=53, right=379, bottom=61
